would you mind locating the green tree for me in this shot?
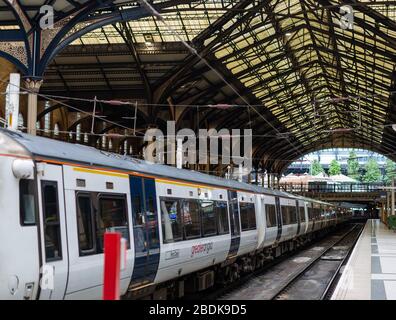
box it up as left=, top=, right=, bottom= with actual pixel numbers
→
left=347, top=150, right=360, bottom=181
left=329, top=159, right=341, bottom=176
left=310, top=159, right=324, bottom=175
left=363, top=158, right=382, bottom=182
left=384, top=158, right=396, bottom=185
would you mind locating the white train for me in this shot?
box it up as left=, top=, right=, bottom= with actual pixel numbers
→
left=0, top=129, right=352, bottom=300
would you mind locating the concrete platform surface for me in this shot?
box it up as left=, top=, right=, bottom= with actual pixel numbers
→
left=332, top=219, right=396, bottom=300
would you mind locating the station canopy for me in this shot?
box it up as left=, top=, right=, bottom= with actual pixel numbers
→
left=1, top=0, right=396, bottom=173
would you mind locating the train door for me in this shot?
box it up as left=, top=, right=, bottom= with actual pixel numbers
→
left=262, top=195, right=278, bottom=247
left=311, top=203, right=316, bottom=231
left=37, top=164, right=68, bottom=300
left=295, top=200, right=301, bottom=236
left=275, top=196, right=282, bottom=241
left=63, top=166, right=133, bottom=300
left=227, top=190, right=241, bottom=258
left=130, top=176, right=160, bottom=287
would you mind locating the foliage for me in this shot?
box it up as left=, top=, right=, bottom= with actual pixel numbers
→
left=310, top=159, right=324, bottom=175
left=384, top=158, right=396, bottom=185
left=328, top=159, right=342, bottom=176
left=347, top=150, right=360, bottom=181
left=362, top=158, right=382, bottom=183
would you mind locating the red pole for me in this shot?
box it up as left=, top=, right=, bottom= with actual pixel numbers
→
left=103, top=232, right=121, bottom=300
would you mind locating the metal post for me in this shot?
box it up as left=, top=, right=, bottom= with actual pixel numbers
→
left=133, top=101, right=138, bottom=136
left=7, top=73, right=21, bottom=131
left=91, top=96, right=97, bottom=134
left=392, top=178, right=395, bottom=216
left=103, top=232, right=121, bottom=300
left=387, top=191, right=390, bottom=218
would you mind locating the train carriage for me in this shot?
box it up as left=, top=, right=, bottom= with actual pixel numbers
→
left=0, top=129, right=351, bottom=300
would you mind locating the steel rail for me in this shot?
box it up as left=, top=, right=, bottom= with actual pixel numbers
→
left=269, top=224, right=362, bottom=300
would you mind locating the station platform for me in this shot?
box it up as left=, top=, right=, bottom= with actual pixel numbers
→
left=332, top=219, right=396, bottom=300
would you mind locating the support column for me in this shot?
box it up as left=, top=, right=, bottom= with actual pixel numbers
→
left=24, top=78, right=43, bottom=136
left=387, top=191, right=390, bottom=218
left=392, top=178, right=395, bottom=216
left=270, top=173, right=275, bottom=189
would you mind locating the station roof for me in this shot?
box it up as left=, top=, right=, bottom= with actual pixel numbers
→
left=1, top=0, right=396, bottom=173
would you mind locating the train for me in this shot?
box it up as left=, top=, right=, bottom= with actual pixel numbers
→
left=0, top=129, right=352, bottom=300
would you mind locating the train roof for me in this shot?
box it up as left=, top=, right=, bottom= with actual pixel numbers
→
left=1, top=129, right=326, bottom=203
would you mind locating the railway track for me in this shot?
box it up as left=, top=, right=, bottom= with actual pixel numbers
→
left=215, top=223, right=363, bottom=300
left=270, top=224, right=363, bottom=300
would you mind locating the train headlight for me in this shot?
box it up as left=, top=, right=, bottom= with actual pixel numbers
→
left=12, top=159, right=34, bottom=179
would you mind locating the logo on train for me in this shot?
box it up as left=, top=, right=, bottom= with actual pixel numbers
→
left=191, top=242, right=214, bottom=258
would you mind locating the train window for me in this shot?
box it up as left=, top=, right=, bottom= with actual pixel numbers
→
left=41, top=181, right=62, bottom=261
left=281, top=206, right=290, bottom=225
left=97, top=195, right=129, bottom=253
left=239, top=202, right=256, bottom=231
left=315, top=207, right=321, bottom=219
left=76, top=194, right=95, bottom=254
left=160, top=198, right=183, bottom=243
left=248, top=204, right=257, bottom=230
left=240, top=203, right=249, bottom=230
left=281, top=206, right=297, bottom=225
left=299, top=207, right=306, bottom=222
left=308, top=206, right=314, bottom=220
left=201, top=200, right=217, bottom=236
left=265, top=204, right=277, bottom=228
left=182, top=200, right=201, bottom=239
left=132, top=195, right=144, bottom=226
left=215, top=201, right=229, bottom=235
left=289, top=206, right=297, bottom=224
left=20, top=179, right=36, bottom=226
left=146, top=195, right=159, bottom=248
left=132, top=193, right=146, bottom=252
left=228, top=191, right=240, bottom=236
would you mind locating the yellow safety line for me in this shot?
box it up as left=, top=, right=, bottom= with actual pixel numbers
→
left=156, top=178, right=216, bottom=190
left=130, top=282, right=154, bottom=291
left=73, top=167, right=128, bottom=178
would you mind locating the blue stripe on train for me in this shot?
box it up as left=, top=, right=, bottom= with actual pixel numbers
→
left=228, top=236, right=241, bottom=257
left=227, top=190, right=241, bottom=258
left=130, top=176, right=160, bottom=286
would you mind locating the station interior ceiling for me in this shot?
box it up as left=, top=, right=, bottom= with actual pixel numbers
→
left=1, top=0, right=396, bottom=175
